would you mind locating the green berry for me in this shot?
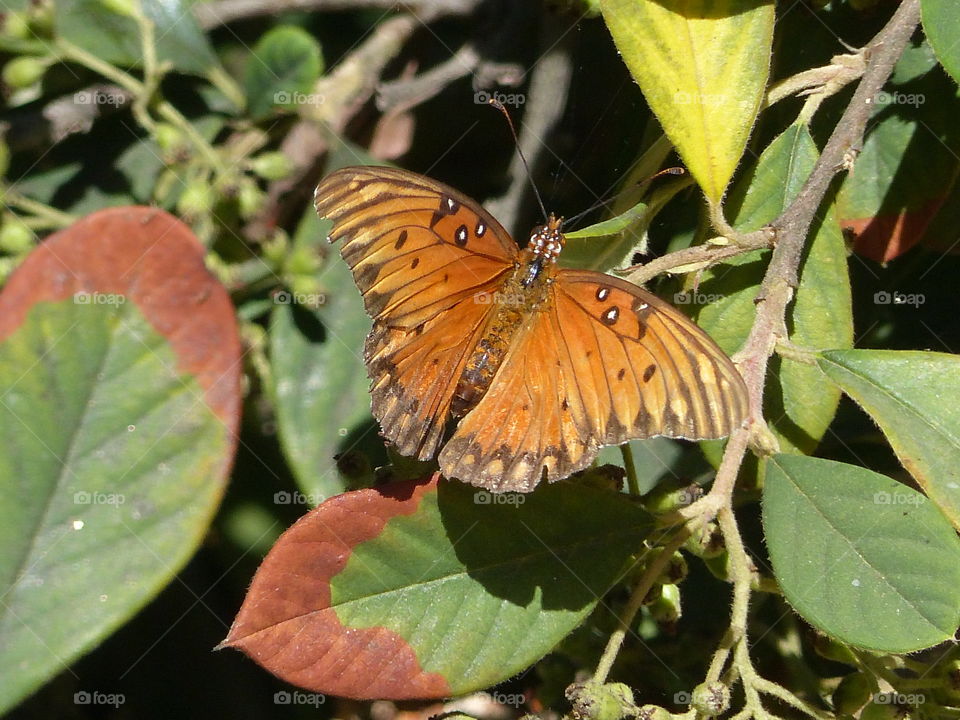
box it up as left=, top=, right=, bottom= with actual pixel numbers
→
left=177, top=179, right=214, bottom=218
left=249, top=151, right=293, bottom=181
left=0, top=220, right=33, bottom=253
left=3, top=57, right=47, bottom=89
left=832, top=673, right=873, bottom=715
left=691, top=682, right=729, bottom=717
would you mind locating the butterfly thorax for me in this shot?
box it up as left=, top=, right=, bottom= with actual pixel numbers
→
left=450, top=215, right=565, bottom=418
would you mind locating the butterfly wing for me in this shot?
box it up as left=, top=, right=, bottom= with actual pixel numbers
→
left=315, top=166, right=518, bottom=459
left=315, top=166, right=518, bottom=328
left=439, top=270, right=748, bottom=491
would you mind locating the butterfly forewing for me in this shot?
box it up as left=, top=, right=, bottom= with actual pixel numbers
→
left=316, top=165, right=749, bottom=492
left=316, top=166, right=517, bottom=328
left=315, top=166, right=519, bottom=459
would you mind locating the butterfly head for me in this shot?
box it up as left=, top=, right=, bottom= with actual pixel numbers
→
left=526, top=213, right=565, bottom=263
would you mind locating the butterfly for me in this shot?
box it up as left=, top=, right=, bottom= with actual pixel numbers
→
left=314, top=166, right=748, bottom=492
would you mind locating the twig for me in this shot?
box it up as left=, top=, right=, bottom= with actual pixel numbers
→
left=377, top=44, right=482, bottom=111
left=592, top=530, right=689, bottom=684
left=485, top=12, right=574, bottom=234
left=602, top=1, right=921, bottom=713
left=622, top=231, right=773, bottom=286
left=687, top=0, right=921, bottom=522
left=309, top=14, right=420, bottom=132
left=193, top=0, right=483, bottom=29
left=376, top=43, right=524, bottom=112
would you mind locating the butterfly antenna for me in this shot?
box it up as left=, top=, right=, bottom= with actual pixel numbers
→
left=564, top=166, right=686, bottom=228
left=488, top=97, right=550, bottom=222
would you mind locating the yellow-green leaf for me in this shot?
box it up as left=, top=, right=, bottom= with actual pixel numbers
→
left=600, top=0, right=774, bottom=202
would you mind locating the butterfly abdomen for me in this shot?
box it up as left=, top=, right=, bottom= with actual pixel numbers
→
left=451, top=252, right=553, bottom=418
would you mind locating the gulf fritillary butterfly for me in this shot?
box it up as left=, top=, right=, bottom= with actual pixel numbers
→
left=314, top=166, right=748, bottom=492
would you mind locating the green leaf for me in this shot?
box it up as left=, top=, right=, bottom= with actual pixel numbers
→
left=269, top=211, right=372, bottom=502
left=818, top=350, right=960, bottom=533
left=244, top=25, right=324, bottom=119
left=922, top=0, right=960, bottom=85
left=599, top=0, right=774, bottom=202
left=54, top=0, right=219, bottom=76
left=699, top=125, right=850, bottom=459
left=837, top=40, right=960, bottom=263
left=223, top=476, right=653, bottom=699
left=561, top=176, right=692, bottom=271
left=0, top=207, right=240, bottom=713
left=763, top=454, right=960, bottom=653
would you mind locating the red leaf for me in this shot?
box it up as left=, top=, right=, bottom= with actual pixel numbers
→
left=844, top=196, right=945, bottom=264
left=0, top=206, right=242, bottom=426
left=219, top=475, right=451, bottom=700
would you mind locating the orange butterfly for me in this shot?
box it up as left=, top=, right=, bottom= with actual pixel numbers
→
left=314, top=166, right=748, bottom=492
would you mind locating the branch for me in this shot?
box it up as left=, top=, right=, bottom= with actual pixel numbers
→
left=685, top=0, right=921, bottom=524
left=485, top=12, right=574, bottom=234
left=376, top=43, right=524, bottom=112
left=193, top=0, right=483, bottom=29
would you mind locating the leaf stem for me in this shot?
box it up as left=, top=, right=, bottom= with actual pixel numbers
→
left=592, top=530, right=688, bottom=684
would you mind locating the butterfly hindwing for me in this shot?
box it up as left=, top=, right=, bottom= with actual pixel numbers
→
left=552, top=270, right=749, bottom=442
left=440, top=270, right=748, bottom=491
left=316, top=165, right=748, bottom=492
left=315, top=166, right=517, bottom=328
left=438, top=311, right=593, bottom=491
left=366, top=291, right=496, bottom=459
